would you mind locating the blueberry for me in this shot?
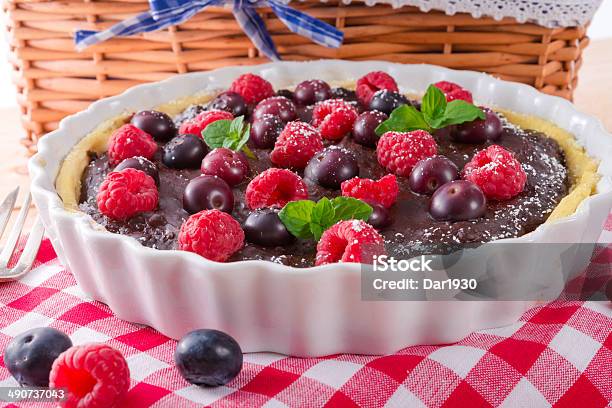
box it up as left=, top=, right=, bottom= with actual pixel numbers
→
left=367, top=203, right=392, bottom=229
left=252, top=96, right=297, bottom=123
left=115, top=156, right=160, bottom=186
left=352, top=110, right=387, bottom=147
left=452, top=107, right=503, bottom=144
left=174, top=105, right=206, bottom=126
left=369, top=90, right=410, bottom=115
left=330, top=87, right=358, bottom=102
left=293, top=80, right=331, bottom=106
left=201, top=148, right=250, bottom=186
left=208, top=92, right=248, bottom=117
left=175, top=329, right=243, bottom=387
left=276, top=89, right=294, bottom=100
left=183, top=175, right=234, bottom=214
left=131, top=110, right=176, bottom=142
left=243, top=208, right=296, bottom=247
left=429, top=180, right=487, bottom=221
left=250, top=114, right=284, bottom=148
left=304, top=146, right=359, bottom=189
left=3, top=327, right=72, bottom=387
left=409, top=156, right=459, bottom=195
left=162, top=134, right=208, bottom=169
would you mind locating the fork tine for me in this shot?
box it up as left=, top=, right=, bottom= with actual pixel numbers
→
left=0, top=191, right=31, bottom=269
left=1, top=217, right=44, bottom=279
left=0, top=186, right=19, bottom=241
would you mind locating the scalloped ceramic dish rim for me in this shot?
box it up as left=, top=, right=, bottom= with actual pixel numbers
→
left=29, top=60, right=612, bottom=275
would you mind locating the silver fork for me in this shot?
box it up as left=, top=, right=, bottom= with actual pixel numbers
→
left=0, top=187, right=45, bottom=282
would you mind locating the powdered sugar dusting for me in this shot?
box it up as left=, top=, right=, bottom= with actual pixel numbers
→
left=383, top=115, right=569, bottom=258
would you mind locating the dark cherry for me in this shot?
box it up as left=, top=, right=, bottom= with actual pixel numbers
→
left=243, top=208, right=296, bottom=247
left=369, top=90, right=410, bottom=115
left=297, top=105, right=314, bottom=123
left=183, top=175, right=234, bottom=214
left=252, top=96, right=297, bottom=123
left=115, top=156, right=160, bottom=186
left=3, top=327, right=72, bottom=387
left=429, top=180, right=487, bottom=221
left=433, top=126, right=453, bottom=140
left=293, top=79, right=332, bottom=106
left=201, top=148, right=249, bottom=186
left=352, top=110, right=387, bottom=147
left=452, top=107, right=503, bottom=144
left=208, top=91, right=248, bottom=117
left=175, top=329, right=243, bottom=387
left=250, top=114, right=284, bottom=148
left=367, top=204, right=392, bottom=229
left=304, top=146, right=359, bottom=189
left=330, top=87, right=358, bottom=102
left=131, top=110, right=176, bottom=142
left=409, top=156, right=459, bottom=195
left=162, top=134, right=207, bottom=169
left=277, top=89, right=294, bottom=99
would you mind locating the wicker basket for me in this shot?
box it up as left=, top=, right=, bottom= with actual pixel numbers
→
left=3, top=0, right=589, bottom=154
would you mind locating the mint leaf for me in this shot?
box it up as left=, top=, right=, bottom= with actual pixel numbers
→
left=310, top=198, right=336, bottom=241
left=235, top=123, right=251, bottom=152
left=278, top=200, right=316, bottom=240
left=229, top=115, right=244, bottom=136
left=202, top=119, right=231, bottom=149
left=201, top=116, right=253, bottom=157
left=437, top=100, right=485, bottom=128
left=375, top=84, right=486, bottom=135
left=375, top=105, right=431, bottom=135
left=222, top=137, right=237, bottom=150
left=332, top=197, right=373, bottom=222
left=421, top=85, right=447, bottom=123
left=278, top=197, right=373, bottom=241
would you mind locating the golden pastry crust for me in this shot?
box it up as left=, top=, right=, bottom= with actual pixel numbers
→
left=55, top=88, right=599, bottom=224
left=497, top=109, right=599, bottom=221
left=56, top=92, right=218, bottom=210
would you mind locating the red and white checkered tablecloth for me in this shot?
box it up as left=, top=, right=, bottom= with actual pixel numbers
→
left=1, top=216, right=611, bottom=407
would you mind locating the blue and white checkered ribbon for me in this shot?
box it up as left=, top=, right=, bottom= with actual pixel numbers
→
left=75, top=0, right=344, bottom=60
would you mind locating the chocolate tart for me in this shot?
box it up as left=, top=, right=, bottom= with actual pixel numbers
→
left=30, top=62, right=612, bottom=355
left=56, top=81, right=598, bottom=268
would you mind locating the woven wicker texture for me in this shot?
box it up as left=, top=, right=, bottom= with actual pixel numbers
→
left=3, top=0, right=589, bottom=153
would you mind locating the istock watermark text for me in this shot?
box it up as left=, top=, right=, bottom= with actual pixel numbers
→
left=372, top=255, right=433, bottom=272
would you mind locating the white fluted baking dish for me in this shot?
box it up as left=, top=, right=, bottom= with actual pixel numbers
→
left=29, top=61, right=612, bottom=356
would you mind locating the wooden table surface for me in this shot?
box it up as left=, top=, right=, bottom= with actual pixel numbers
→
left=1, top=38, right=611, bottom=241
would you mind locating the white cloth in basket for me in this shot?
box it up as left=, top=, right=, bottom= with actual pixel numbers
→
left=335, top=0, right=602, bottom=27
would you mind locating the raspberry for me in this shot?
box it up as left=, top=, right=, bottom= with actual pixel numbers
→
left=270, top=121, right=324, bottom=169
left=97, top=168, right=158, bottom=220
left=312, top=99, right=358, bottom=140
left=49, top=343, right=130, bottom=408
left=178, top=109, right=233, bottom=137
left=356, top=71, right=399, bottom=106
left=462, top=145, right=527, bottom=200
left=107, top=124, right=157, bottom=165
left=178, top=209, right=244, bottom=262
left=316, top=220, right=386, bottom=266
left=341, top=174, right=398, bottom=208
left=229, top=73, right=274, bottom=104
left=246, top=168, right=308, bottom=209
left=376, top=130, right=438, bottom=177
left=433, top=81, right=473, bottom=103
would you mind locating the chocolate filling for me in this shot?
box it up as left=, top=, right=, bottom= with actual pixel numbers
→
left=79, top=100, right=569, bottom=267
